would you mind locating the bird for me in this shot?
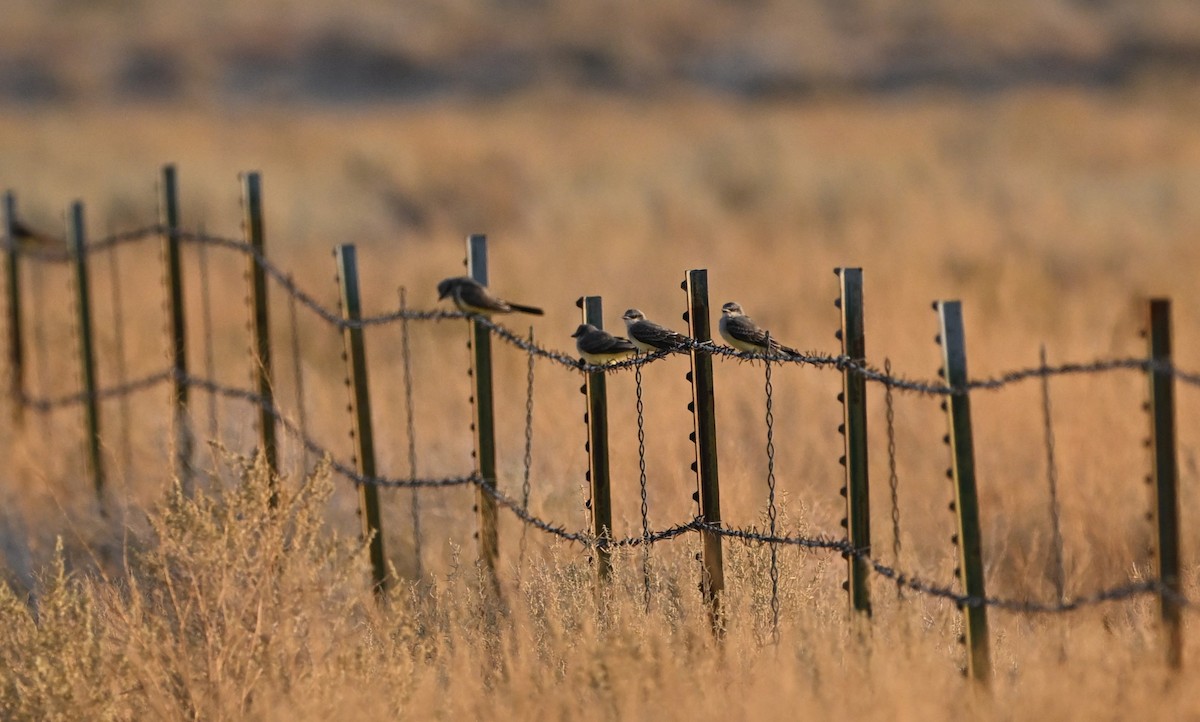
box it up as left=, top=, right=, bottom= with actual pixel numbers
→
left=437, top=276, right=544, bottom=316
left=621, top=308, right=690, bottom=353
left=8, top=219, right=64, bottom=252
left=718, top=302, right=799, bottom=356
left=572, top=323, right=638, bottom=365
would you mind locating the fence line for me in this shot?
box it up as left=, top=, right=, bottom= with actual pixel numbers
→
left=7, top=224, right=1200, bottom=392
left=11, top=356, right=1177, bottom=617
left=3, top=197, right=1195, bottom=681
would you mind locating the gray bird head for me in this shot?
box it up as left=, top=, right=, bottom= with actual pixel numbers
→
left=622, top=309, right=645, bottom=322
left=721, top=302, right=745, bottom=317
left=437, top=277, right=465, bottom=300
left=571, top=323, right=596, bottom=338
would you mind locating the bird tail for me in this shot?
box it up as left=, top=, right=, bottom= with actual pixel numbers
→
left=778, top=344, right=801, bottom=357
left=509, top=303, right=544, bottom=316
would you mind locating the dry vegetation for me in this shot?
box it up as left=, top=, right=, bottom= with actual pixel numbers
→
left=2, top=2, right=1200, bottom=719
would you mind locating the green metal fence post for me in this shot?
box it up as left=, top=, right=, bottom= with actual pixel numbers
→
left=3, top=191, right=22, bottom=426
left=578, top=295, right=614, bottom=581
left=68, top=202, right=106, bottom=503
left=160, top=164, right=192, bottom=489
left=240, top=172, right=278, bottom=501
left=936, top=300, right=991, bottom=684
left=836, top=267, right=872, bottom=618
left=336, top=244, right=388, bottom=594
left=684, top=269, right=725, bottom=634
left=1147, top=298, right=1182, bottom=669
left=466, top=234, right=500, bottom=588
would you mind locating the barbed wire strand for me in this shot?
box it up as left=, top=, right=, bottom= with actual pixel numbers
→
left=516, top=326, right=535, bottom=587
left=636, top=362, right=651, bottom=613
left=764, top=344, right=780, bottom=643
left=885, top=358, right=903, bottom=599
left=36, top=225, right=1195, bottom=396
left=23, top=224, right=1200, bottom=396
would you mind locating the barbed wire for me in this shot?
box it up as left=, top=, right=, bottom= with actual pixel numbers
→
left=3, top=225, right=161, bottom=263
left=177, top=366, right=1197, bottom=614
left=19, top=223, right=1199, bottom=394
left=695, top=522, right=1180, bottom=613
left=20, top=369, right=174, bottom=412
left=9, top=355, right=1191, bottom=616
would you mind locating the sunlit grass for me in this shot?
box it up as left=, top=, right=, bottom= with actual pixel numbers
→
left=1, top=88, right=1200, bottom=718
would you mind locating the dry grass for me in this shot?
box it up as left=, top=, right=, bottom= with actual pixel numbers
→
left=2, top=84, right=1200, bottom=717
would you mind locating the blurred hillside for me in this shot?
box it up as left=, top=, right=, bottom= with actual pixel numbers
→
left=3, top=0, right=1200, bottom=104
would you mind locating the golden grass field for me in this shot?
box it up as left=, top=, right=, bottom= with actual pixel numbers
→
left=3, top=3, right=1200, bottom=716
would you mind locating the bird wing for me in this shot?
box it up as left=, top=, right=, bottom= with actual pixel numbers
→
left=580, top=329, right=637, bottom=355
left=725, top=316, right=773, bottom=348
left=631, top=321, right=689, bottom=350
left=456, top=283, right=514, bottom=314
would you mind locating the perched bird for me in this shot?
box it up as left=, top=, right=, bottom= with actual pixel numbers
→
left=572, top=323, right=638, bottom=365
left=437, top=276, right=544, bottom=316
left=718, top=302, right=799, bottom=356
left=8, top=219, right=64, bottom=252
left=621, top=308, right=690, bottom=353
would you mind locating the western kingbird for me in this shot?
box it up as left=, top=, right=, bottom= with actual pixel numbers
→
left=8, top=219, right=63, bottom=252
left=572, top=323, right=638, bottom=364
left=621, top=308, right=690, bottom=353
left=437, top=276, right=544, bottom=316
left=718, top=302, right=799, bottom=356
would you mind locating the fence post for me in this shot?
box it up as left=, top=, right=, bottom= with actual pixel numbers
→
left=684, top=269, right=725, bottom=634
left=3, top=191, right=22, bottom=426
left=836, top=268, right=872, bottom=619
left=578, top=295, right=614, bottom=581
left=336, top=244, right=388, bottom=594
left=1146, top=298, right=1182, bottom=669
left=240, top=172, right=278, bottom=500
left=68, top=202, right=106, bottom=503
left=936, top=300, right=991, bottom=684
left=466, top=234, right=499, bottom=589
left=159, top=164, right=192, bottom=489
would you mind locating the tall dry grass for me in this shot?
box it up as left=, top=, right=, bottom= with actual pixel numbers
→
left=1, top=87, right=1200, bottom=718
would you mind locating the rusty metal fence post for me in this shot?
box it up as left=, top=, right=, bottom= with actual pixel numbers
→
left=69, top=202, right=106, bottom=503
left=160, top=164, right=193, bottom=489
left=936, top=300, right=991, bottom=684
left=466, top=234, right=500, bottom=587
left=836, top=267, right=872, bottom=619
left=684, top=269, right=724, bottom=634
left=240, top=172, right=278, bottom=500
left=3, top=191, right=22, bottom=426
left=578, top=295, right=614, bottom=581
left=336, top=244, right=388, bottom=594
left=1146, top=298, right=1182, bottom=669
